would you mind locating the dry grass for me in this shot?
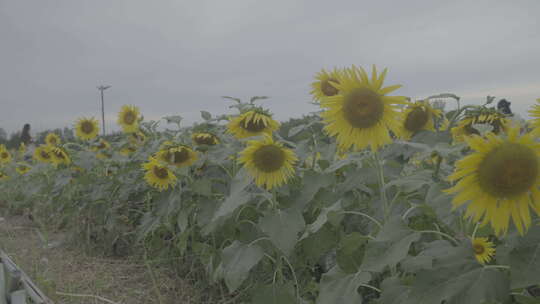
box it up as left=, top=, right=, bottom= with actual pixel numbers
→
left=0, top=215, right=201, bottom=304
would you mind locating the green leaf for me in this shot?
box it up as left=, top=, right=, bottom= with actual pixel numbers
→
left=288, top=125, right=306, bottom=138
left=300, top=200, right=342, bottom=240
left=336, top=232, right=367, bottom=273
left=316, top=266, right=371, bottom=304
left=379, top=276, right=411, bottom=304
left=251, top=283, right=296, bottom=304
left=405, top=267, right=509, bottom=304
left=497, top=225, right=540, bottom=288
left=163, top=115, right=183, bottom=124
left=201, top=111, right=212, bottom=120
left=361, top=217, right=421, bottom=272
left=259, top=208, right=305, bottom=256
left=191, top=178, right=212, bottom=196
left=221, top=241, right=264, bottom=292
left=291, top=170, right=336, bottom=211
left=212, top=169, right=252, bottom=221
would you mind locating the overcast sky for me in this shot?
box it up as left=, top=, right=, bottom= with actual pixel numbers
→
left=1, top=0, right=539, bottom=134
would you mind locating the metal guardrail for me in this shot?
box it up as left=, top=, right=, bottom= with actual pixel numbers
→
left=0, top=250, right=53, bottom=304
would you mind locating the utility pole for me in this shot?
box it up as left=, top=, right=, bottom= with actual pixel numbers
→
left=97, top=85, right=111, bottom=136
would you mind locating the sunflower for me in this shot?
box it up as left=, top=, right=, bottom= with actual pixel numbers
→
left=192, top=132, right=219, bottom=146
left=92, top=139, right=111, bottom=152
left=227, top=110, right=280, bottom=139
left=0, top=147, right=12, bottom=165
left=118, top=105, right=140, bottom=133
left=50, top=147, right=71, bottom=166
left=75, top=117, right=100, bottom=140
left=120, top=146, right=137, bottom=156
left=45, top=133, right=61, bottom=146
left=451, top=112, right=509, bottom=142
left=16, top=162, right=31, bottom=175
left=33, top=145, right=53, bottom=163
left=396, top=100, right=442, bottom=140
left=155, top=145, right=198, bottom=168
left=142, top=158, right=177, bottom=191
left=238, top=136, right=298, bottom=190
left=0, top=171, right=8, bottom=181
left=310, top=68, right=343, bottom=102
left=319, top=65, right=407, bottom=151
left=129, top=131, right=147, bottom=145
left=471, top=237, right=495, bottom=264
left=446, top=127, right=540, bottom=235
left=527, top=98, right=540, bottom=133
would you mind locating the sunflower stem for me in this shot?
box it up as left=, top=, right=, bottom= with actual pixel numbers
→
left=471, top=222, right=480, bottom=239
left=340, top=211, right=382, bottom=229
left=373, top=152, right=390, bottom=221
left=417, top=230, right=459, bottom=245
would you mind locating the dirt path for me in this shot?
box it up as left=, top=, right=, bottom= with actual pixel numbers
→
left=0, top=215, right=198, bottom=304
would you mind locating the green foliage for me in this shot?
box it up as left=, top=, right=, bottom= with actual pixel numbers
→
left=0, top=95, right=538, bottom=304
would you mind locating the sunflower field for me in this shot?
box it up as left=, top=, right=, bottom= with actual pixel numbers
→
left=1, top=65, right=540, bottom=304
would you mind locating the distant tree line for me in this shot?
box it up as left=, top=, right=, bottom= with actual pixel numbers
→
left=0, top=125, right=75, bottom=149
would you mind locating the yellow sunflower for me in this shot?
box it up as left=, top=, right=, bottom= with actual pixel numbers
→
left=142, top=158, right=177, bottom=191
left=0, top=171, right=9, bottom=181
left=192, top=132, right=219, bottom=146
left=446, top=127, right=540, bottom=235
left=92, top=139, right=111, bottom=152
left=396, top=100, right=442, bottom=140
left=50, top=147, right=71, bottom=166
left=0, top=147, right=12, bottom=165
left=120, top=146, right=137, bottom=156
left=16, top=162, right=31, bottom=175
left=310, top=68, right=343, bottom=102
left=118, top=105, right=140, bottom=133
left=129, top=131, right=147, bottom=145
left=451, top=112, right=509, bottom=142
left=238, top=136, right=298, bottom=190
left=75, top=117, right=100, bottom=140
left=227, top=110, right=280, bottom=139
left=45, top=133, right=61, bottom=146
left=155, top=145, right=198, bottom=168
left=33, top=145, right=53, bottom=163
left=319, top=65, right=407, bottom=151
left=527, top=98, right=540, bottom=133
left=471, top=237, right=495, bottom=264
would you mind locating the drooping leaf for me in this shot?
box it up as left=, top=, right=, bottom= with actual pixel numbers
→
left=316, top=266, right=371, bottom=304
left=497, top=225, right=540, bottom=288
left=221, top=241, right=264, bottom=292
left=201, top=110, right=212, bottom=120
left=259, top=208, right=305, bottom=256
left=361, top=217, right=421, bottom=272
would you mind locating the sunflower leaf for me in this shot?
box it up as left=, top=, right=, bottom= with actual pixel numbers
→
left=259, top=208, right=305, bottom=256
left=221, top=241, right=264, bottom=292
left=316, top=266, right=371, bottom=304
left=497, top=225, right=540, bottom=289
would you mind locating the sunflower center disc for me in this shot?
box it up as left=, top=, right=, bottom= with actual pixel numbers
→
left=478, top=143, right=538, bottom=197
left=81, top=121, right=94, bottom=134
left=123, top=111, right=137, bottom=124
left=342, top=88, right=384, bottom=129
left=404, top=107, right=429, bottom=132
left=321, top=78, right=339, bottom=96
left=153, top=166, right=169, bottom=179
left=54, top=151, right=65, bottom=159
left=242, top=117, right=267, bottom=132
left=473, top=243, right=485, bottom=255
left=173, top=149, right=190, bottom=164
left=1, top=152, right=8, bottom=158
left=40, top=151, right=50, bottom=159
left=253, top=145, right=286, bottom=173
left=195, top=135, right=216, bottom=145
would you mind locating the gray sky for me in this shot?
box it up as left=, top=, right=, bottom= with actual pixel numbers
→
left=1, top=0, right=539, bottom=134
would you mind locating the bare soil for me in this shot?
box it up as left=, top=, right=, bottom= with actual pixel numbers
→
left=0, top=215, right=199, bottom=304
